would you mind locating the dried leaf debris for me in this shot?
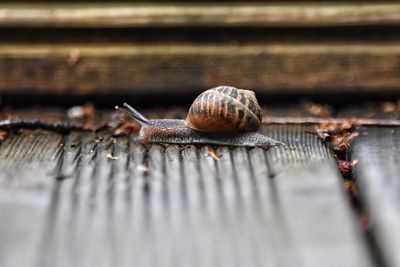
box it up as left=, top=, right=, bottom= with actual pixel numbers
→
left=314, top=117, right=360, bottom=174
left=314, top=117, right=368, bottom=229
left=314, top=117, right=360, bottom=152
left=0, top=130, right=9, bottom=142
left=67, top=48, right=81, bottom=66
left=107, top=154, right=119, bottom=160
left=305, top=102, right=333, bottom=117
left=111, top=107, right=142, bottom=137
left=113, top=121, right=141, bottom=137
left=381, top=101, right=400, bottom=114
left=205, top=147, right=222, bottom=160
left=67, top=103, right=96, bottom=119
left=337, top=159, right=358, bottom=175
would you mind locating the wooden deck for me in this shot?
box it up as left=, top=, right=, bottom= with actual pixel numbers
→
left=353, top=127, right=400, bottom=267
left=0, top=110, right=382, bottom=267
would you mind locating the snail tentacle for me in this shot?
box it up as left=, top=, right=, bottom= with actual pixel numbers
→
left=115, top=103, right=150, bottom=125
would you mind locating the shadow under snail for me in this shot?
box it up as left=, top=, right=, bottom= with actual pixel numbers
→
left=115, top=86, right=286, bottom=149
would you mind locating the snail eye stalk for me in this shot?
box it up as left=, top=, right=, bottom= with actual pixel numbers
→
left=115, top=103, right=150, bottom=125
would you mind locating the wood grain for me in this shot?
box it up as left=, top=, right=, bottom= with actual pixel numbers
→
left=0, top=43, right=400, bottom=95
left=0, top=114, right=372, bottom=267
left=0, top=3, right=399, bottom=28
left=353, top=127, right=400, bottom=267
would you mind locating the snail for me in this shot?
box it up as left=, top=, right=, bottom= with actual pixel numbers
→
left=115, top=86, right=285, bottom=149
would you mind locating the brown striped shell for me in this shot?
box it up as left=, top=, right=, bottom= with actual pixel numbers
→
left=185, top=86, right=262, bottom=134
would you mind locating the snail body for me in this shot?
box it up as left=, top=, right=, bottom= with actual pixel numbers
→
left=116, top=86, right=285, bottom=149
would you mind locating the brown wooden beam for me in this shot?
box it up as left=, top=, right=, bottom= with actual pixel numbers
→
left=0, top=3, right=399, bottom=28
left=0, top=43, right=399, bottom=95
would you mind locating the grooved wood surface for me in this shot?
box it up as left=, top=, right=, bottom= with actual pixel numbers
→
left=0, top=3, right=399, bottom=28
left=0, top=123, right=372, bottom=267
left=353, top=127, right=400, bottom=267
left=1, top=43, right=400, bottom=95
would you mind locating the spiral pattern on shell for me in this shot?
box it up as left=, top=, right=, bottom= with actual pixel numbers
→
left=185, top=86, right=262, bottom=134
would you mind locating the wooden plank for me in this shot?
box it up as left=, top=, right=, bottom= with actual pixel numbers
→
left=0, top=3, right=399, bottom=28
left=0, top=130, right=63, bottom=267
left=0, top=43, right=400, bottom=95
left=352, top=127, right=400, bottom=267
left=0, top=114, right=372, bottom=267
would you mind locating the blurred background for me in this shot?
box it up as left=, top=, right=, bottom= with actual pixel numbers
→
left=0, top=1, right=399, bottom=107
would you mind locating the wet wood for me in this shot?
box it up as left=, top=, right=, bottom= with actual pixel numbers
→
left=1, top=43, right=400, bottom=95
left=0, top=3, right=399, bottom=28
left=0, top=112, right=372, bottom=267
left=263, top=116, right=400, bottom=126
left=352, top=127, right=400, bottom=267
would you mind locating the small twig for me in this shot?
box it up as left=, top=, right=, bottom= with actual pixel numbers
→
left=263, top=116, right=400, bottom=126
left=0, top=119, right=107, bottom=133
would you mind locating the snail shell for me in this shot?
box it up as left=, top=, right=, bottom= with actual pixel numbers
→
left=185, top=86, right=262, bottom=134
